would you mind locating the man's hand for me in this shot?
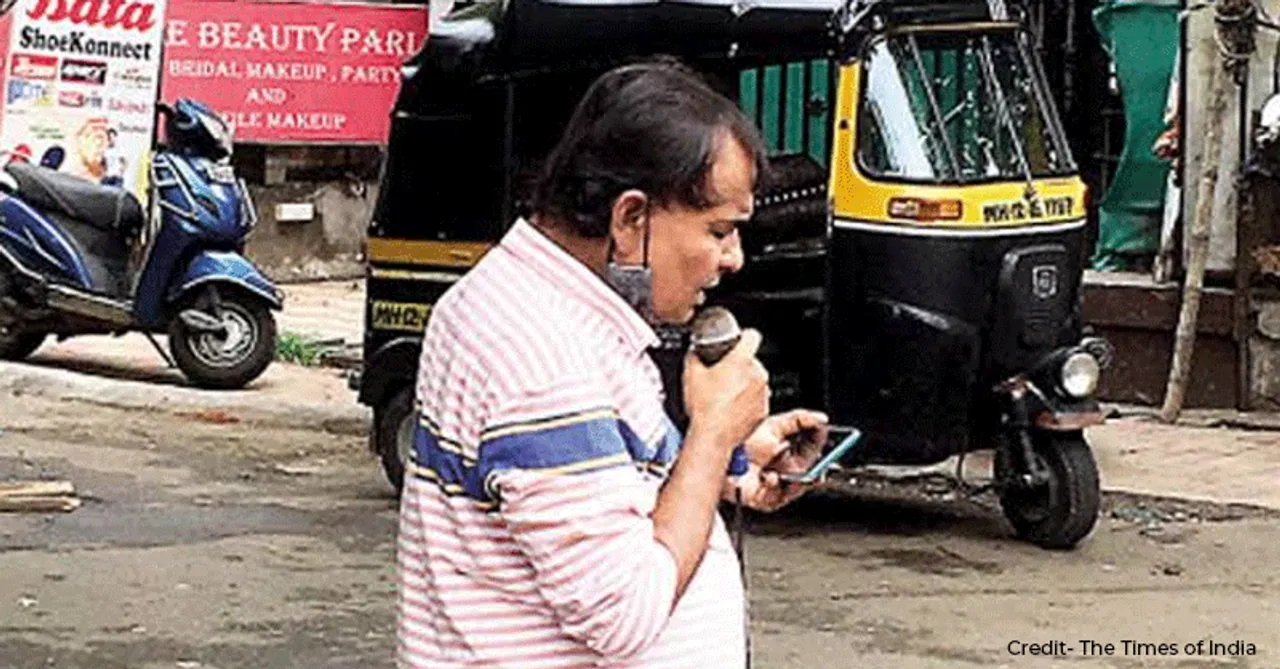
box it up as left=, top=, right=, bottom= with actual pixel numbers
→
left=726, top=409, right=830, bottom=512
left=682, top=329, right=770, bottom=450
left=742, top=409, right=830, bottom=469
left=731, top=463, right=806, bottom=512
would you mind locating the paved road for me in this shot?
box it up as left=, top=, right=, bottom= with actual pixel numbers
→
left=2, top=393, right=1277, bottom=669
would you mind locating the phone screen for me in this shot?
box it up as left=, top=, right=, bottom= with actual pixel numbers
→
left=778, top=429, right=862, bottom=484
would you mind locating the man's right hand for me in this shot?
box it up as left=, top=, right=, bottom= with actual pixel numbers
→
left=681, top=328, right=769, bottom=450
left=656, top=328, right=769, bottom=607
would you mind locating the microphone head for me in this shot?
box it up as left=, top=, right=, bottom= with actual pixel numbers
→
left=689, top=306, right=741, bottom=366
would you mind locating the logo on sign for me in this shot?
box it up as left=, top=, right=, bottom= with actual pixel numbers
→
left=26, top=0, right=158, bottom=32
left=58, top=90, right=85, bottom=107
left=107, top=98, right=149, bottom=114
left=113, top=65, right=152, bottom=89
left=60, top=59, right=107, bottom=85
left=6, top=79, right=54, bottom=106
left=1032, top=265, right=1059, bottom=300
left=10, top=54, right=58, bottom=80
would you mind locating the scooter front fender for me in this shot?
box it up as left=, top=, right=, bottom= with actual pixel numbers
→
left=164, top=251, right=283, bottom=315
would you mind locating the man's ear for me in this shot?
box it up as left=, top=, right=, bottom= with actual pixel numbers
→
left=608, top=189, right=649, bottom=263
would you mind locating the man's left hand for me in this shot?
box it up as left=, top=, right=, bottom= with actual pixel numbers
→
left=729, top=410, right=830, bottom=512
left=743, top=409, right=830, bottom=469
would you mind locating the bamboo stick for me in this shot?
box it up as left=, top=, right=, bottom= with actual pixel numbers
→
left=1161, top=53, right=1229, bottom=422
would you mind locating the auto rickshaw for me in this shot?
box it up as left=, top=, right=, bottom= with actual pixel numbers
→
left=355, top=0, right=1113, bottom=549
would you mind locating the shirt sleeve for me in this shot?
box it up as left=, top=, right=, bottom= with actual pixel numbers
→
left=481, top=374, right=679, bottom=661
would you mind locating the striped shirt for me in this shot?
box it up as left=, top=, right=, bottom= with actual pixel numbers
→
left=397, top=218, right=745, bottom=669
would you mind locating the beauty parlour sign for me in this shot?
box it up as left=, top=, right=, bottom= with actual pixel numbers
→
left=159, top=0, right=428, bottom=143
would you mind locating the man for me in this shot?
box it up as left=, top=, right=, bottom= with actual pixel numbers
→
left=73, top=117, right=109, bottom=183
left=101, top=128, right=128, bottom=188
left=397, top=59, right=829, bottom=669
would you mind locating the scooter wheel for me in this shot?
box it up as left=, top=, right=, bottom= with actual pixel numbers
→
left=996, top=431, right=1100, bottom=550
left=169, top=289, right=277, bottom=390
left=374, top=386, right=414, bottom=496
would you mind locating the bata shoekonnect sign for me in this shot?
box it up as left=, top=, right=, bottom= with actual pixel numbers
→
left=0, top=0, right=167, bottom=200
left=159, top=0, right=428, bottom=143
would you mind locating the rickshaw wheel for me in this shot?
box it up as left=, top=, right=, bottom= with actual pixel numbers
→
left=375, top=386, right=414, bottom=496
left=996, top=431, right=1100, bottom=550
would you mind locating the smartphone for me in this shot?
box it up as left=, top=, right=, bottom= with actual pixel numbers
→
left=777, top=429, right=862, bottom=484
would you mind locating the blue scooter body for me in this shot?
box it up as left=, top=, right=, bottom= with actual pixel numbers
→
left=0, top=99, right=281, bottom=389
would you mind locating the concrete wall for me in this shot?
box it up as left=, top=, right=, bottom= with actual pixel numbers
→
left=232, top=144, right=382, bottom=283
left=1244, top=155, right=1280, bottom=410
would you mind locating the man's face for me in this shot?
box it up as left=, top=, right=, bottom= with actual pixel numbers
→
left=616, top=133, right=753, bottom=324
left=76, top=119, right=109, bottom=177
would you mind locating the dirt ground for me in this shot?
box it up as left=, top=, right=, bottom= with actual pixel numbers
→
left=2, top=392, right=1278, bottom=669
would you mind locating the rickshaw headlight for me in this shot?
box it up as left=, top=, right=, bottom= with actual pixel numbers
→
left=1060, top=352, right=1100, bottom=398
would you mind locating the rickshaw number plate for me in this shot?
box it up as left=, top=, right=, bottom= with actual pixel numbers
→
left=1032, top=265, right=1059, bottom=299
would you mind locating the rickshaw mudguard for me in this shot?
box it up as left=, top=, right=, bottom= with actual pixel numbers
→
left=1026, top=391, right=1107, bottom=431
left=1034, top=409, right=1106, bottom=431
left=358, top=336, right=423, bottom=409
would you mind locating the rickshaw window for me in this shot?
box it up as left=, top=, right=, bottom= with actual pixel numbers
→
left=854, top=29, right=1074, bottom=185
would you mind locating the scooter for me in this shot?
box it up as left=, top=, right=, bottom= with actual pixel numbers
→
left=0, top=99, right=282, bottom=389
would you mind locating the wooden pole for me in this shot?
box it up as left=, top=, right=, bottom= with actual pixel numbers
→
left=1160, top=56, right=1229, bottom=422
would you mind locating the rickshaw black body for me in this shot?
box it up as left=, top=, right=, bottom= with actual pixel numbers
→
left=358, top=0, right=1109, bottom=548
left=830, top=229, right=1089, bottom=465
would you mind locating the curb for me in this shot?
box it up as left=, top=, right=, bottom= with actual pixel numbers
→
left=0, top=361, right=372, bottom=437
left=1103, top=402, right=1280, bottom=432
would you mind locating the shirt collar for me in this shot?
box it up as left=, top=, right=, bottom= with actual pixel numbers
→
left=500, top=218, right=661, bottom=354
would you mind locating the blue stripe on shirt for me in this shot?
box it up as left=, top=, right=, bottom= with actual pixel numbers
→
left=410, top=410, right=681, bottom=504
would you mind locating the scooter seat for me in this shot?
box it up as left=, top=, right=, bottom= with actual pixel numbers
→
left=5, top=162, right=144, bottom=237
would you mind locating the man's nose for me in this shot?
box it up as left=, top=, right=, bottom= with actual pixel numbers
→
left=721, top=234, right=745, bottom=274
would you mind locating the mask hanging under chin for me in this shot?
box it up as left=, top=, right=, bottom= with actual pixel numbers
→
left=604, top=208, right=690, bottom=349
left=604, top=262, right=655, bottom=323
left=606, top=262, right=691, bottom=351
left=604, top=211, right=657, bottom=324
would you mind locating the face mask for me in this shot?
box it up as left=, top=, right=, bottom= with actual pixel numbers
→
left=604, top=213, right=655, bottom=323
left=607, top=244, right=689, bottom=349
left=609, top=251, right=694, bottom=354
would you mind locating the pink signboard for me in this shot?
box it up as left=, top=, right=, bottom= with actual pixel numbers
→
left=159, top=0, right=427, bottom=143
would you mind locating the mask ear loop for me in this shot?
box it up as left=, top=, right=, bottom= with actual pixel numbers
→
left=606, top=198, right=653, bottom=268
left=640, top=200, right=652, bottom=270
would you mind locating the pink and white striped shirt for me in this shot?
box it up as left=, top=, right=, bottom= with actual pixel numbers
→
left=397, top=218, right=745, bottom=669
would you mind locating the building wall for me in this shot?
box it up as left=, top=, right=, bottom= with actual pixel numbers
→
left=233, top=144, right=381, bottom=283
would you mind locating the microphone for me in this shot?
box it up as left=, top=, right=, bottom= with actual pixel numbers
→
left=689, top=306, right=751, bottom=477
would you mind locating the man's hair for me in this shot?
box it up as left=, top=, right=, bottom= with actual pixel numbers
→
left=532, top=57, right=768, bottom=238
